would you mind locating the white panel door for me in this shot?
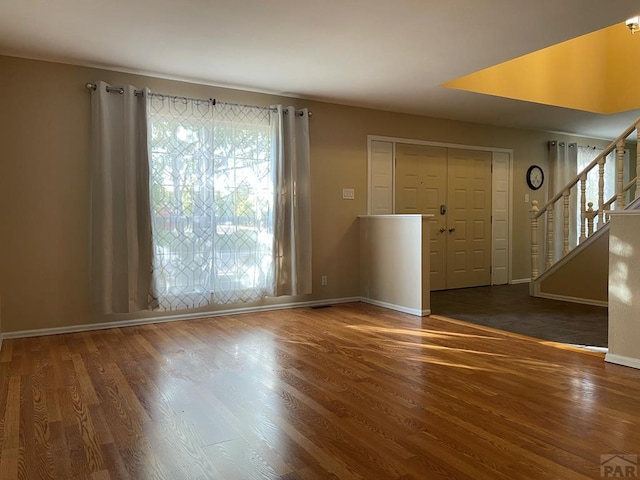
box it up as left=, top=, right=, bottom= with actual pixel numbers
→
left=369, top=141, right=393, bottom=215
left=391, top=142, right=502, bottom=290
left=492, top=151, right=510, bottom=285
left=446, top=148, right=492, bottom=289
left=395, top=143, right=448, bottom=290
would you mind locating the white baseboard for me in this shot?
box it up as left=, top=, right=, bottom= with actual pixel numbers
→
left=510, top=278, right=531, bottom=285
left=535, top=292, right=608, bottom=308
left=360, top=297, right=430, bottom=317
left=605, top=353, right=640, bottom=370
left=566, top=344, right=608, bottom=354
left=1, top=297, right=361, bottom=340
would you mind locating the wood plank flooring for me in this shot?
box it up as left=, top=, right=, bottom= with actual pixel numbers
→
left=0, top=302, right=639, bottom=479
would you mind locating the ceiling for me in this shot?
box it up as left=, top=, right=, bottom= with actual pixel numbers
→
left=445, top=23, right=640, bottom=115
left=1, top=0, right=639, bottom=139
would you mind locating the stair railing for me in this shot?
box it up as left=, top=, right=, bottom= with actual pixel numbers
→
left=602, top=178, right=639, bottom=223
left=530, top=117, right=640, bottom=280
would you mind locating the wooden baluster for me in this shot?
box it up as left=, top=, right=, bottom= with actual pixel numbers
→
left=530, top=200, right=539, bottom=280
left=586, top=202, right=595, bottom=237
left=616, top=140, right=625, bottom=209
left=637, top=127, right=640, bottom=201
left=563, top=190, right=570, bottom=256
left=579, top=174, right=586, bottom=243
left=597, top=157, right=605, bottom=229
left=546, top=203, right=554, bottom=268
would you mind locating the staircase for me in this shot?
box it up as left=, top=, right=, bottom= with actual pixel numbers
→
left=529, top=116, right=640, bottom=305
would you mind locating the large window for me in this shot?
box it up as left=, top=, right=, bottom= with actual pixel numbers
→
left=89, top=82, right=310, bottom=314
left=148, top=98, right=274, bottom=309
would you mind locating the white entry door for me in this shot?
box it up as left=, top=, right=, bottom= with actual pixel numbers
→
left=395, top=144, right=448, bottom=290
left=446, top=148, right=492, bottom=289
left=395, top=144, right=492, bottom=290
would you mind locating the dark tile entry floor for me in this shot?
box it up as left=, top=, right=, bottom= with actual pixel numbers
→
left=430, top=283, right=608, bottom=348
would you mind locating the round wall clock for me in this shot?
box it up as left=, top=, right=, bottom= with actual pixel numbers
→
left=526, top=165, right=544, bottom=190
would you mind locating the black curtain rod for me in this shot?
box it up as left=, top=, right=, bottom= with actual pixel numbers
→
left=85, top=83, right=312, bottom=116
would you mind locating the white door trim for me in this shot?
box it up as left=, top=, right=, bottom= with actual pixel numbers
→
left=367, top=135, right=513, bottom=154
left=491, top=151, right=511, bottom=285
left=367, top=135, right=514, bottom=285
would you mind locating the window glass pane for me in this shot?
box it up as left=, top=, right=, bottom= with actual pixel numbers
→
left=148, top=98, right=274, bottom=309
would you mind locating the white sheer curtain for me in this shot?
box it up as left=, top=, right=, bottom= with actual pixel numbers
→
left=271, top=106, right=312, bottom=296
left=148, top=98, right=310, bottom=310
left=549, top=141, right=577, bottom=261
left=577, top=145, right=616, bottom=213
left=90, top=81, right=153, bottom=313
left=550, top=142, right=621, bottom=261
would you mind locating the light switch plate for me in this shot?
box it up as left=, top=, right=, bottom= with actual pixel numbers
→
left=343, top=188, right=355, bottom=200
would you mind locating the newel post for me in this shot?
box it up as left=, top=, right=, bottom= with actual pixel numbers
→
left=530, top=200, right=540, bottom=280
left=616, top=140, right=626, bottom=209
left=586, top=202, right=596, bottom=237
left=579, top=174, right=587, bottom=243
left=563, top=190, right=570, bottom=256
left=636, top=126, right=640, bottom=201
left=598, top=157, right=605, bottom=229
left=546, top=203, right=554, bottom=269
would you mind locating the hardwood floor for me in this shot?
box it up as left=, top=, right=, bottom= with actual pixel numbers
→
left=0, top=303, right=639, bottom=479
left=431, top=284, right=609, bottom=347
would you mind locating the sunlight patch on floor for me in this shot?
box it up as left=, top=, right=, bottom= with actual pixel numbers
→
left=346, top=324, right=501, bottom=341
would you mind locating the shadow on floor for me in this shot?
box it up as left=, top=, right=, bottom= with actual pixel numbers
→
left=430, top=283, right=608, bottom=348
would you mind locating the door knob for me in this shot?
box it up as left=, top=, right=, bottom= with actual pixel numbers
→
left=439, top=227, right=446, bottom=233
left=449, top=227, right=456, bottom=233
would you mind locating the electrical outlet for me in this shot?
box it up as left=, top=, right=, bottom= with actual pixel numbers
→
left=525, top=193, right=530, bottom=203
left=321, top=275, right=328, bottom=286
left=342, top=188, right=355, bottom=200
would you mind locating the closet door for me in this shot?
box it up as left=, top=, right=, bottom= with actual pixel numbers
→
left=369, top=140, right=394, bottom=215
left=395, top=143, right=447, bottom=290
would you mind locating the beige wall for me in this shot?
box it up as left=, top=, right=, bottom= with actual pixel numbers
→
left=0, top=55, right=616, bottom=333
left=359, top=215, right=430, bottom=314
left=538, top=233, right=609, bottom=303
left=607, top=212, right=640, bottom=367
